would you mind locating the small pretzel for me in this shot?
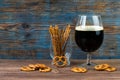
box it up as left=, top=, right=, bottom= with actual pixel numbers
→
left=71, top=67, right=87, bottom=73
left=105, top=66, right=117, bottom=72
left=28, top=64, right=37, bottom=70
left=20, top=66, right=35, bottom=71
left=53, top=56, right=67, bottom=67
left=39, top=67, right=52, bottom=72
left=94, top=64, right=110, bottom=71
left=35, top=64, right=47, bottom=68
left=94, top=64, right=117, bottom=72
left=21, top=63, right=52, bottom=72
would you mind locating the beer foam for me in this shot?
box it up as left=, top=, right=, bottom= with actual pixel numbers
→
left=75, top=26, right=103, bottom=31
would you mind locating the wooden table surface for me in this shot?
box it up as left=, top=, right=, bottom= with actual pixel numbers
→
left=0, top=59, right=120, bottom=80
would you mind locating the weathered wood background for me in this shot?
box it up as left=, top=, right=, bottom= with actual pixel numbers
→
left=0, top=0, right=120, bottom=59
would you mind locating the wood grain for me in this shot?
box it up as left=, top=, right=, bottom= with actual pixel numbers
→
left=0, top=59, right=120, bottom=80
left=0, top=0, right=120, bottom=59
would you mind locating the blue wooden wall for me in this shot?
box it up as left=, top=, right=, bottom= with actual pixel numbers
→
left=0, top=0, right=120, bottom=59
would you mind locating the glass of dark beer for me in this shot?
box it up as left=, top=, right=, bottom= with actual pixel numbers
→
left=75, top=15, right=104, bottom=68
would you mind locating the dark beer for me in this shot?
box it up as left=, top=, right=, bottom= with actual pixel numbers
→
left=75, top=26, right=104, bottom=52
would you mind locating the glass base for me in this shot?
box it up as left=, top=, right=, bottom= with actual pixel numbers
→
left=77, top=62, right=96, bottom=69
left=77, top=53, right=96, bottom=69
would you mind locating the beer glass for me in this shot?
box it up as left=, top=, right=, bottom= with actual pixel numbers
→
left=75, top=15, right=104, bottom=67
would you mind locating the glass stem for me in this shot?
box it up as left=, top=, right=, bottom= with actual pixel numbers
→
left=86, top=53, right=92, bottom=65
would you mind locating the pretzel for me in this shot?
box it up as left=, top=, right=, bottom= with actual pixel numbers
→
left=20, top=66, right=35, bottom=71
left=94, top=64, right=110, bottom=71
left=71, top=67, right=87, bottom=73
left=28, top=64, right=38, bottom=70
left=39, top=67, right=52, bottom=72
left=49, top=24, right=71, bottom=67
left=94, top=64, right=117, bottom=72
left=105, top=66, right=117, bottom=72
left=49, top=24, right=71, bottom=57
left=35, top=64, right=47, bottom=68
left=28, top=64, right=47, bottom=70
left=20, top=64, right=52, bottom=72
left=53, top=56, right=67, bottom=67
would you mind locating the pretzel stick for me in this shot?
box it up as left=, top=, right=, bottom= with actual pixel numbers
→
left=54, top=25, right=61, bottom=56
left=49, top=25, right=60, bottom=56
left=49, top=24, right=71, bottom=56
left=49, top=26, right=57, bottom=56
left=61, top=24, right=71, bottom=55
left=62, top=25, right=71, bottom=55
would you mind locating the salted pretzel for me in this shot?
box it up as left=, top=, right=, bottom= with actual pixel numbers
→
left=20, top=66, right=35, bottom=71
left=105, top=66, right=117, bottom=72
left=21, top=64, right=52, bottom=72
left=53, top=56, right=67, bottom=67
left=94, top=64, right=117, bottom=72
left=94, top=64, right=110, bottom=71
left=39, top=67, right=52, bottom=72
left=71, top=67, right=87, bottom=73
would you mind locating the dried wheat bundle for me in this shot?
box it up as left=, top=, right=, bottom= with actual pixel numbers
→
left=49, top=24, right=71, bottom=56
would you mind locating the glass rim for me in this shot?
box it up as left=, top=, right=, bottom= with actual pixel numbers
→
left=78, top=14, right=101, bottom=17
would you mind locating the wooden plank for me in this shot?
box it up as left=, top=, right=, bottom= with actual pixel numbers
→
left=0, top=0, right=120, bottom=59
left=0, top=59, right=120, bottom=80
